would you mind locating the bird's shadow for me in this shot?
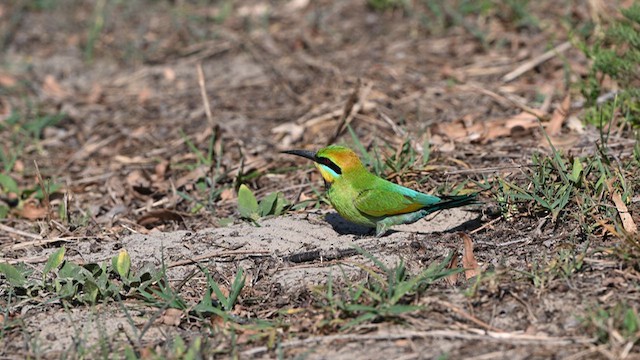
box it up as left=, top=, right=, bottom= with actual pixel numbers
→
left=324, top=211, right=484, bottom=237
left=324, top=213, right=375, bottom=236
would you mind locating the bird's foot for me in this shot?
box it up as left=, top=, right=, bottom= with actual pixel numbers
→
left=375, top=210, right=429, bottom=237
left=375, top=223, right=389, bottom=237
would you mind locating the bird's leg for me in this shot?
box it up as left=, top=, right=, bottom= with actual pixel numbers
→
left=375, top=210, right=429, bottom=237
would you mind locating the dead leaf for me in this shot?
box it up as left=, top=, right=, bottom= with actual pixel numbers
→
left=547, top=95, right=570, bottom=136
left=220, top=187, right=235, bottom=201
left=86, top=83, right=103, bottom=104
left=432, top=111, right=538, bottom=144
left=43, top=75, right=68, bottom=98
left=540, top=133, right=580, bottom=149
left=285, top=0, right=309, bottom=11
left=299, top=192, right=313, bottom=202
left=460, top=232, right=480, bottom=279
left=439, top=141, right=456, bottom=153
left=114, top=155, right=153, bottom=165
left=0, top=97, right=11, bottom=122
left=444, top=253, right=459, bottom=286
left=138, top=209, right=184, bottom=228
left=160, top=308, right=183, bottom=326
left=0, top=73, right=17, bottom=87
left=126, top=170, right=152, bottom=195
left=163, top=67, right=176, bottom=82
left=13, top=160, right=24, bottom=173
left=612, top=192, right=637, bottom=234
left=210, top=314, right=226, bottom=329
left=272, top=122, right=305, bottom=147
left=18, top=201, right=49, bottom=220
left=175, top=164, right=208, bottom=189
left=441, top=63, right=466, bottom=83
left=237, top=3, right=270, bottom=17
left=566, top=116, right=584, bottom=134
left=154, top=160, right=170, bottom=180
left=137, top=87, right=153, bottom=104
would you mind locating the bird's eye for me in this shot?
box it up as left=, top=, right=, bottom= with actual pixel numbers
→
left=315, top=156, right=342, bottom=175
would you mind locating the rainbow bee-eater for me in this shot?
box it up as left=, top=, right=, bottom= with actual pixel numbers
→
left=283, top=145, right=477, bottom=237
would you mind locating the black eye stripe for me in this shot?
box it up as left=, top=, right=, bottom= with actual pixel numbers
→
left=315, top=156, right=342, bottom=175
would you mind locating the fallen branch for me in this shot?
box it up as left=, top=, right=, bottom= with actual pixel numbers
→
left=283, top=248, right=358, bottom=263
left=502, top=41, right=572, bottom=82
left=167, top=250, right=271, bottom=268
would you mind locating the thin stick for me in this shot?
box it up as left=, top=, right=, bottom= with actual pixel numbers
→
left=434, top=300, right=503, bottom=333
left=502, top=41, right=572, bottom=82
left=444, top=165, right=529, bottom=175
left=0, top=223, right=42, bottom=240
left=3, top=237, right=82, bottom=251
left=196, top=63, right=214, bottom=129
left=167, top=250, right=271, bottom=268
left=469, top=217, right=502, bottom=235
left=328, top=80, right=374, bottom=145
left=33, top=160, right=51, bottom=223
left=0, top=255, right=49, bottom=264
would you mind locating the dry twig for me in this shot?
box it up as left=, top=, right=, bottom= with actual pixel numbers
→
left=502, top=41, right=572, bottom=82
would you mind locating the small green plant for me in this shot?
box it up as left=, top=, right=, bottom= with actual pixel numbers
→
left=347, top=125, right=428, bottom=178
left=581, top=4, right=640, bottom=126
left=583, top=302, right=640, bottom=345
left=367, top=0, right=410, bottom=11
left=0, top=111, right=64, bottom=174
left=193, top=267, right=245, bottom=317
left=495, top=135, right=630, bottom=230
left=0, top=248, right=164, bottom=305
left=175, top=129, right=231, bottom=216
left=315, top=247, right=461, bottom=329
left=0, top=247, right=248, bottom=328
left=497, top=149, right=582, bottom=221
left=237, top=184, right=289, bottom=223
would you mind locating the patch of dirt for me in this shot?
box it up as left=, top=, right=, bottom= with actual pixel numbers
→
left=1, top=0, right=638, bottom=358
left=4, top=210, right=612, bottom=358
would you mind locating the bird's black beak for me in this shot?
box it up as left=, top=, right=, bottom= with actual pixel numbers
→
left=282, top=149, right=317, bottom=162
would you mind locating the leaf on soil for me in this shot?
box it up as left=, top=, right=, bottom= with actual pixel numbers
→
left=18, top=201, right=49, bottom=220
left=568, top=157, right=583, bottom=183
left=0, top=262, right=26, bottom=287
left=137, top=209, right=184, bottom=228
left=547, top=95, right=570, bottom=136
left=86, top=83, right=103, bottom=104
left=161, top=308, right=183, bottom=326
left=238, top=184, right=260, bottom=221
left=175, top=165, right=208, bottom=189
left=432, top=112, right=538, bottom=144
left=460, top=232, right=480, bottom=279
left=138, top=86, right=153, bottom=105
left=612, top=192, right=637, bottom=234
left=272, top=122, right=304, bottom=147
left=444, top=253, right=459, bottom=286
left=220, top=188, right=235, bottom=201
left=163, top=67, right=176, bottom=82
left=43, top=246, right=66, bottom=276
left=0, top=97, right=11, bottom=121
left=259, top=192, right=278, bottom=216
left=0, top=173, right=19, bottom=194
left=43, top=75, right=68, bottom=99
left=0, top=73, right=17, bottom=87
left=112, top=249, right=131, bottom=278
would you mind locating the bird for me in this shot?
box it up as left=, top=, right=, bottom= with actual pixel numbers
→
left=283, top=145, right=477, bottom=237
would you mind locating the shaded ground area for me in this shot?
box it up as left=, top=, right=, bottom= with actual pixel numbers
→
left=1, top=0, right=639, bottom=358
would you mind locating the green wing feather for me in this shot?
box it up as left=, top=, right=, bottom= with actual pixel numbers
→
left=353, top=179, right=475, bottom=218
left=354, top=187, right=426, bottom=217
